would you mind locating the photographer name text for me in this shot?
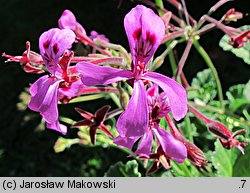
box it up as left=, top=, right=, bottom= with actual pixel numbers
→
left=17, top=179, right=115, bottom=189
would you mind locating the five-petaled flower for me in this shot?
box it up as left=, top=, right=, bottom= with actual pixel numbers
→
left=28, top=28, right=85, bottom=134
left=73, top=105, right=113, bottom=144
left=76, top=5, right=187, bottom=149
left=118, top=85, right=187, bottom=163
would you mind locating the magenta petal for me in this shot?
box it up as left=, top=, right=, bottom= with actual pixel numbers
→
left=58, top=79, right=85, bottom=98
left=124, top=5, right=165, bottom=65
left=116, top=80, right=148, bottom=138
left=39, top=28, right=75, bottom=74
left=47, top=120, right=67, bottom=135
left=147, top=84, right=159, bottom=109
left=114, top=135, right=140, bottom=150
left=29, top=75, right=49, bottom=97
left=153, top=127, right=187, bottom=163
left=29, top=76, right=57, bottom=111
left=29, top=76, right=61, bottom=124
left=143, top=72, right=187, bottom=121
left=130, top=131, right=154, bottom=158
left=58, top=10, right=86, bottom=36
left=58, top=10, right=77, bottom=31
left=76, top=62, right=133, bottom=86
left=90, top=30, right=109, bottom=42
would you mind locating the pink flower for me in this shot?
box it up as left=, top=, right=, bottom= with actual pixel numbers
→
left=76, top=5, right=187, bottom=144
left=230, top=30, right=250, bottom=48
left=2, top=41, right=44, bottom=74
left=58, top=10, right=86, bottom=37
left=90, top=30, right=109, bottom=42
left=115, top=85, right=187, bottom=162
left=224, top=8, right=243, bottom=23
left=29, top=28, right=85, bottom=134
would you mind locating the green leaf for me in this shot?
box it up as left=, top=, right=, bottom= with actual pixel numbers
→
left=211, top=140, right=240, bottom=176
left=226, top=80, right=250, bottom=112
left=219, top=25, right=250, bottom=64
left=233, top=146, right=250, bottom=176
left=104, top=160, right=141, bottom=177
left=243, top=80, right=250, bottom=102
left=188, top=69, right=217, bottom=104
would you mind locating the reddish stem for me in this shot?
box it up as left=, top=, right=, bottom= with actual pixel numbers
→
left=162, top=30, right=185, bottom=43
left=180, top=72, right=190, bottom=88
left=188, top=104, right=211, bottom=124
left=78, top=87, right=119, bottom=95
left=174, top=38, right=193, bottom=79
left=139, top=0, right=185, bottom=26
left=208, top=0, right=232, bottom=15
left=77, top=33, right=112, bottom=56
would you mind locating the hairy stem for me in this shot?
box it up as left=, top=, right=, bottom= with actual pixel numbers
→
left=174, top=38, right=193, bottom=79
left=193, top=40, right=224, bottom=110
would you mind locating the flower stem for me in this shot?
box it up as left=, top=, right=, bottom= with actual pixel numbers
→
left=170, top=162, right=185, bottom=176
left=105, top=108, right=123, bottom=120
left=180, top=0, right=190, bottom=26
left=178, top=161, right=192, bottom=177
left=208, top=0, right=232, bottom=15
left=166, top=41, right=178, bottom=75
left=152, top=40, right=178, bottom=71
left=184, top=114, right=193, bottom=143
left=77, top=33, right=112, bottom=56
left=67, top=94, right=105, bottom=104
left=109, top=93, right=121, bottom=108
left=188, top=104, right=211, bottom=124
left=243, top=109, right=250, bottom=121
left=59, top=116, right=76, bottom=125
left=78, top=87, right=119, bottom=95
left=193, top=40, right=224, bottom=110
left=174, top=38, right=193, bottom=79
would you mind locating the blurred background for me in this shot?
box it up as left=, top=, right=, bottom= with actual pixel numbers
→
left=0, top=0, right=249, bottom=176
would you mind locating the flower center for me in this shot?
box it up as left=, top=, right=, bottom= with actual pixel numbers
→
left=132, top=28, right=156, bottom=79
left=133, top=28, right=156, bottom=65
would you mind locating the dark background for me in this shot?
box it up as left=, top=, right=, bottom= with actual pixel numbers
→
left=0, top=0, right=249, bottom=176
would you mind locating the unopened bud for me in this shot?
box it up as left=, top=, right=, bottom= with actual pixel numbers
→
left=152, top=55, right=164, bottom=71
left=119, top=87, right=130, bottom=110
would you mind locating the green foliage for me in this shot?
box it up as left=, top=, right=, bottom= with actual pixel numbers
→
left=188, top=69, right=217, bottom=104
left=233, top=145, right=250, bottom=177
left=210, top=140, right=240, bottom=176
left=219, top=25, right=250, bottom=65
left=104, top=160, right=141, bottom=177
left=226, top=80, right=250, bottom=112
